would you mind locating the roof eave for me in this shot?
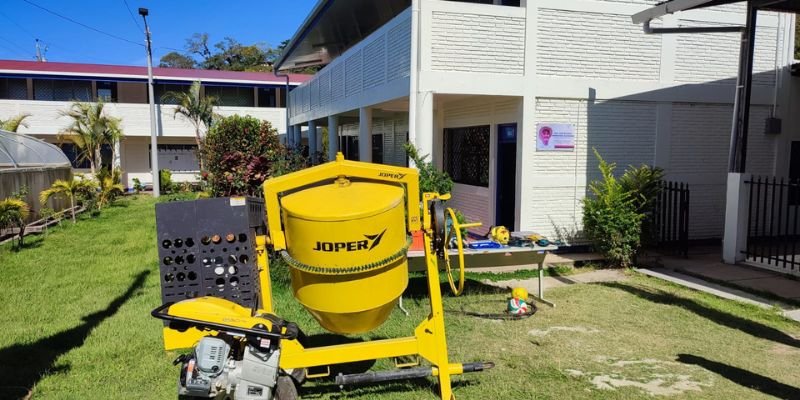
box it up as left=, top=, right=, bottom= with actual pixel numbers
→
left=274, top=0, right=334, bottom=71
left=631, top=0, right=716, bottom=24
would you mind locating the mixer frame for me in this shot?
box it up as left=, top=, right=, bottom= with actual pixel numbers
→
left=158, top=153, right=487, bottom=399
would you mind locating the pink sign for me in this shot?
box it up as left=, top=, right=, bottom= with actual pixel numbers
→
left=536, top=123, right=575, bottom=152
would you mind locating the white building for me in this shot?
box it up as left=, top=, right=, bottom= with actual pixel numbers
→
left=276, top=0, right=798, bottom=243
left=0, top=60, right=310, bottom=189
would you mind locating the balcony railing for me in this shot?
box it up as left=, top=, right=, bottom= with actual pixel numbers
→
left=0, top=99, right=287, bottom=137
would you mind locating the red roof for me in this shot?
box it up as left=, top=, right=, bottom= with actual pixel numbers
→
left=0, top=59, right=312, bottom=85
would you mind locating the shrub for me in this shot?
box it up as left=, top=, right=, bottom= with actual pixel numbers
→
left=132, top=178, right=145, bottom=194
left=201, top=115, right=284, bottom=196
left=619, top=164, right=664, bottom=247
left=95, top=168, right=125, bottom=209
left=0, top=198, right=30, bottom=248
left=582, top=150, right=642, bottom=268
left=404, top=144, right=453, bottom=199
left=159, top=169, right=174, bottom=194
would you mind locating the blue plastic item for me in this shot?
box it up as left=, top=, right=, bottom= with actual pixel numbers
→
left=468, top=240, right=503, bottom=249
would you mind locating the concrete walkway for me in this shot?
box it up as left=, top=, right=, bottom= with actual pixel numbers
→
left=656, top=249, right=800, bottom=305
left=482, top=269, right=628, bottom=306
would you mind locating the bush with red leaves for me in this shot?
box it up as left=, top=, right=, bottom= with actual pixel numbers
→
left=201, top=115, right=287, bottom=197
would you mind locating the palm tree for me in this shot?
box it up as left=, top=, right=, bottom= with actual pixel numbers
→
left=161, top=81, right=218, bottom=170
left=58, top=102, right=124, bottom=175
left=95, top=169, right=124, bottom=209
left=0, top=113, right=31, bottom=132
left=0, top=198, right=29, bottom=248
left=39, top=175, right=97, bottom=223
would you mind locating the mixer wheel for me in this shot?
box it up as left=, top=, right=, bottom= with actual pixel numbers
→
left=430, top=200, right=446, bottom=257
left=275, top=375, right=299, bottom=400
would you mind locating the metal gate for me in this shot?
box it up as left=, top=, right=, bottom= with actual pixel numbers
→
left=649, top=181, right=690, bottom=257
left=744, top=176, right=800, bottom=273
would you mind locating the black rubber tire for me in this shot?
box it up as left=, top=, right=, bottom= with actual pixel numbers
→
left=275, top=375, right=299, bottom=400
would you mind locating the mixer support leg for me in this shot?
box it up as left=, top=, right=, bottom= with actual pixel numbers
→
left=415, top=237, right=455, bottom=399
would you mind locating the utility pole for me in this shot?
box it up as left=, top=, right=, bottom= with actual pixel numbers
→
left=35, top=39, right=47, bottom=62
left=139, top=7, right=160, bottom=197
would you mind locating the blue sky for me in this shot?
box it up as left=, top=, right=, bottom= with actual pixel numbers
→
left=0, top=0, right=317, bottom=66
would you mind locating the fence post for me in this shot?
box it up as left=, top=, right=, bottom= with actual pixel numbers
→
left=723, top=172, right=749, bottom=264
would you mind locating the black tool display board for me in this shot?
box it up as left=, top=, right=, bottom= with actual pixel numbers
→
left=155, top=197, right=265, bottom=309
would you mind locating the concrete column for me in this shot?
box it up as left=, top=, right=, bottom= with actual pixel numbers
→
left=359, top=107, right=372, bottom=162
left=328, top=115, right=339, bottom=161
left=293, top=125, right=302, bottom=149
left=308, top=120, right=318, bottom=161
left=414, top=91, right=434, bottom=162
left=723, top=172, right=750, bottom=264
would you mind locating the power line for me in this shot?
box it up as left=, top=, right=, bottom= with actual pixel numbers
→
left=0, top=10, right=37, bottom=39
left=0, top=35, right=30, bottom=55
left=0, top=42, right=28, bottom=58
left=21, top=0, right=144, bottom=47
left=122, top=0, right=143, bottom=33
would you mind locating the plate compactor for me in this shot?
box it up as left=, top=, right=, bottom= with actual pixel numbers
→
left=152, top=153, right=493, bottom=400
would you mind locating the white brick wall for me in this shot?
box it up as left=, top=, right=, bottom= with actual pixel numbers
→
left=674, top=21, right=779, bottom=86
left=527, top=98, right=658, bottom=240
left=669, top=103, right=777, bottom=238
left=536, top=9, right=662, bottom=81
left=429, top=11, right=525, bottom=75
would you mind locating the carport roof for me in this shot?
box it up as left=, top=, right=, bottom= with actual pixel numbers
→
left=632, top=0, right=800, bottom=24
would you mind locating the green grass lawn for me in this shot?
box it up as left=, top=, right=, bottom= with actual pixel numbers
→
left=2, top=195, right=800, bottom=399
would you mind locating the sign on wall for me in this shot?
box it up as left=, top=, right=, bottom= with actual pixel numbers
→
left=536, top=123, right=575, bottom=152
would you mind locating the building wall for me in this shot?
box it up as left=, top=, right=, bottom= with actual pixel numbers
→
left=512, top=0, right=793, bottom=241
left=438, top=96, right=520, bottom=231
left=430, top=6, right=526, bottom=75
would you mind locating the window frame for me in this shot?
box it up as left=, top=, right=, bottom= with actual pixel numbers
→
left=443, top=124, right=491, bottom=188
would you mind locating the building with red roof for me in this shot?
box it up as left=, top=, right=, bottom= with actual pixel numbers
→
left=0, top=59, right=312, bottom=188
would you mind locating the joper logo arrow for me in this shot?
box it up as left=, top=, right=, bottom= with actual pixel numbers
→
left=364, top=228, right=387, bottom=251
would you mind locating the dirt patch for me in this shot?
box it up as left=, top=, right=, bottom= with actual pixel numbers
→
left=769, top=343, right=800, bottom=356
left=590, top=373, right=710, bottom=396
left=566, top=357, right=714, bottom=396
left=528, top=326, right=600, bottom=337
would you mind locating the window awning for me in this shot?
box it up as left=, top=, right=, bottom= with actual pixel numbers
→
left=633, top=0, right=800, bottom=24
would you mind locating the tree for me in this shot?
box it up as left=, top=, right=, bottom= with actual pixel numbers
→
left=39, top=175, right=97, bottom=223
left=58, top=102, right=124, bottom=175
left=0, top=113, right=31, bottom=132
left=161, top=81, right=218, bottom=170
left=159, top=51, right=196, bottom=69
left=202, top=115, right=283, bottom=196
left=0, top=198, right=29, bottom=248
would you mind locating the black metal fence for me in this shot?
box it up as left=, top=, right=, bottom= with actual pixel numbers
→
left=744, top=176, right=800, bottom=272
left=649, top=181, right=690, bottom=257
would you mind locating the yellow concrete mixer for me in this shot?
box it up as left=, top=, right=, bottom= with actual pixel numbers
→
left=151, top=153, right=492, bottom=400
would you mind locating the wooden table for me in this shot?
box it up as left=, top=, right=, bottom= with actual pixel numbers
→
left=407, top=243, right=559, bottom=307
